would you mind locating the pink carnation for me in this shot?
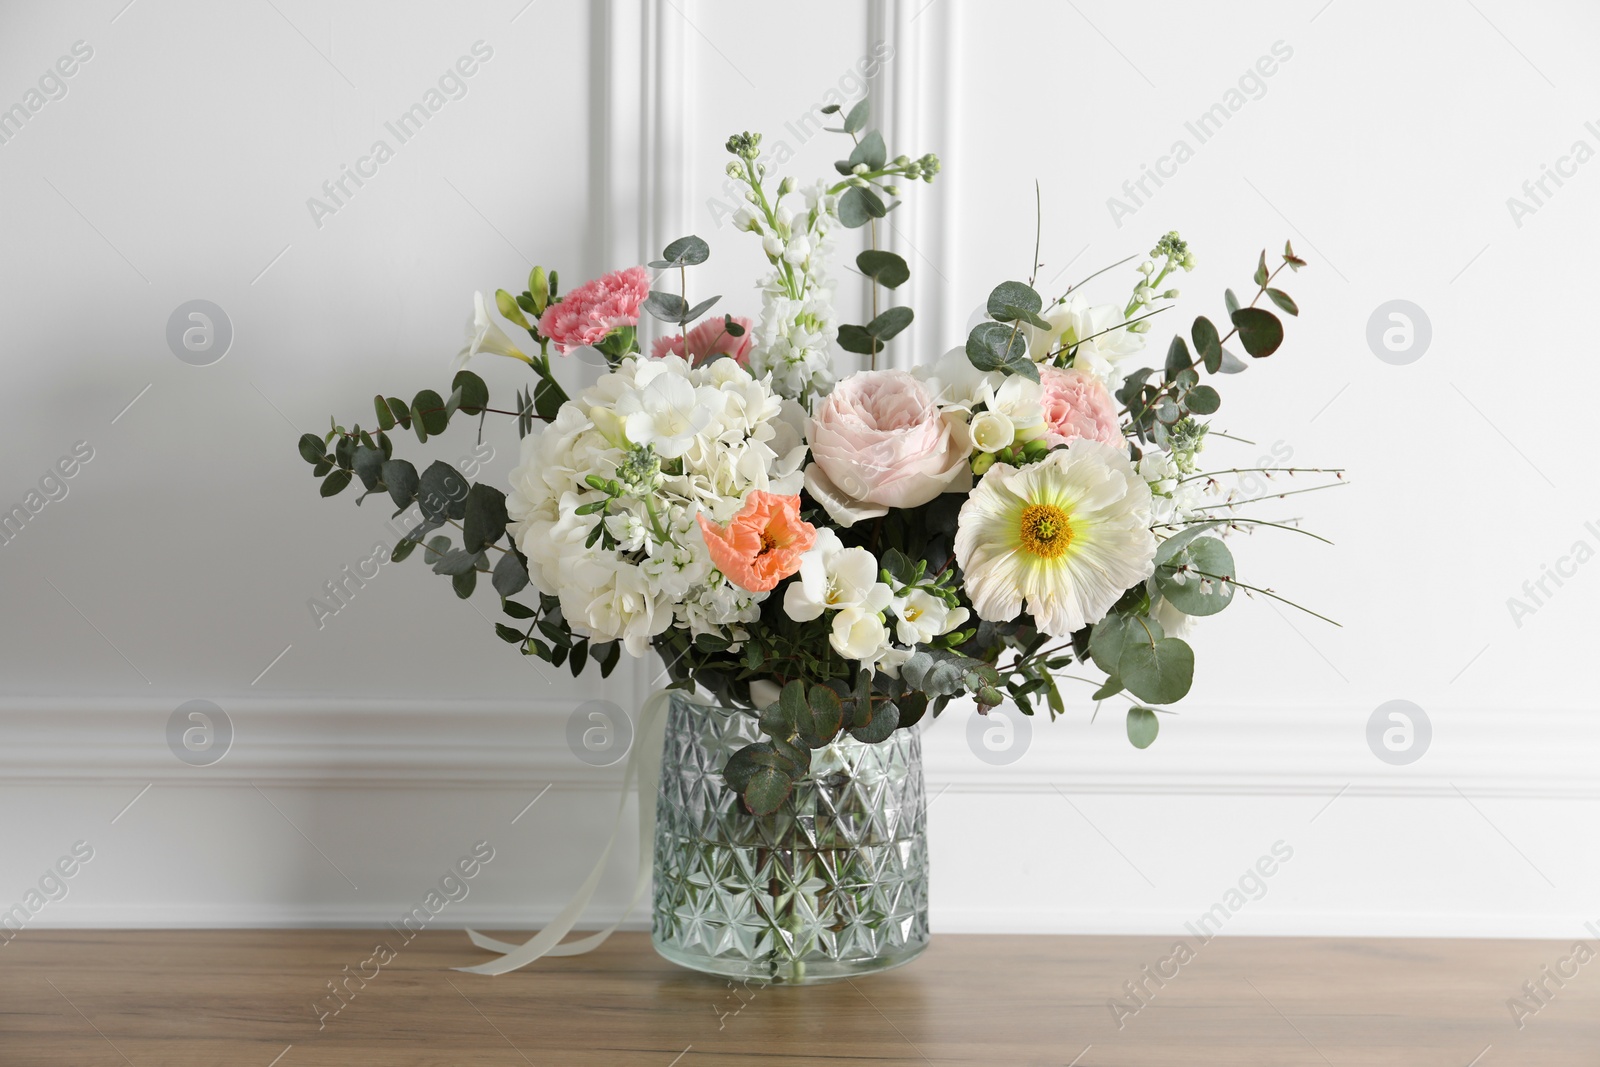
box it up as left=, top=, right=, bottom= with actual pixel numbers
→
left=537, top=266, right=650, bottom=354
left=1038, top=366, right=1123, bottom=448
left=651, top=315, right=755, bottom=367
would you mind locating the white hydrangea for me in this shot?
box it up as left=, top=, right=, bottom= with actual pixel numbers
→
left=747, top=180, right=841, bottom=405
left=505, top=354, right=808, bottom=657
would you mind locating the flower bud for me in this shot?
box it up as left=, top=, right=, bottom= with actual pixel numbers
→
left=495, top=289, right=530, bottom=329
left=527, top=267, right=549, bottom=315
left=970, top=451, right=996, bottom=476
left=778, top=176, right=796, bottom=196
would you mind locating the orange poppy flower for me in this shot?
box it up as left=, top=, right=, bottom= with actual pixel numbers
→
left=697, top=492, right=817, bottom=593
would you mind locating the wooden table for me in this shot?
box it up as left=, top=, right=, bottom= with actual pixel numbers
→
left=4, top=930, right=1597, bottom=1065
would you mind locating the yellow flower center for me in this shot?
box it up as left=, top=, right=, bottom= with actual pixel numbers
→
left=1018, top=503, right=1072, bottom=559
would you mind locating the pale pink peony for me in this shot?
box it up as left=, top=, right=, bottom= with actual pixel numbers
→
left=804, top=369, right=969, bottom=526
left=1038, top=366, right=1123, bottom=448
left=537, top=266, right=651, bottom=354
left=651, top=315, right=755, bottom=367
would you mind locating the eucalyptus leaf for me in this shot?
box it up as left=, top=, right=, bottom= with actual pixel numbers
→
left=986, top=281, right=1043, bottom=321
left=1126, top=706, right=1160, bottom=749
left=1156, top=536, right=1235, bottom=616
left=857, top=249, right=909, bottom=288
left=743, top=767, right=793, bottom=815
left=1231, top=308, right=1284, bottom=357
left=1119, top=637, right=1194, bottom=704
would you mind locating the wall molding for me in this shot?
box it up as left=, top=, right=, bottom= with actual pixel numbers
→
left=4, top=699, right=1596, bottom=798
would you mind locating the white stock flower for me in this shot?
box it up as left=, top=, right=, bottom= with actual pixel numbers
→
left=455, top=291, right=531, bottom=369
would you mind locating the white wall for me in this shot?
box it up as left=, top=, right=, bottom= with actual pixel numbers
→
left=2, top=0, right=1597, bottom=941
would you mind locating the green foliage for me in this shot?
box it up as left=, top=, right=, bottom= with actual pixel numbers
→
left=856, top=250, right=909, bottom=289
left=1126, top=707, right=1159, bottom=749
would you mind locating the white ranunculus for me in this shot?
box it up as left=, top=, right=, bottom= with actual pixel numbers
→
left=455, top=291, right=531, bottom=369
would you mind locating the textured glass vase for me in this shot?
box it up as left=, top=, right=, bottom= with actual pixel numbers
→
left=651, top=690, right=930, bottom=984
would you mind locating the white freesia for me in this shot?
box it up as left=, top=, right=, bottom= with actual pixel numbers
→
left=784, top=529, right=891, bottom=621
left=616, top=367, right=713, bottom=459
left=455, top=291, right=532, bottom=369
left=891, top=589, right=970, bottom=645
left=1023, top=294, right=1145, bottom=389
left=831, top=604, right=891, bottom=661
left=969, top=410, right=1015, bottom=453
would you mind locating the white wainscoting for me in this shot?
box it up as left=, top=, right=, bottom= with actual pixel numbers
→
left=2, top=0, right=1597, bottom=942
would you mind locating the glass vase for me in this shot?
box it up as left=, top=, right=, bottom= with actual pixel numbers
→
left=651, top=690, right=930, bottom=984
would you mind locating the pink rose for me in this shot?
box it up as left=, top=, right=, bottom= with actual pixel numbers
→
left=651, top=315, right=755, bottom=367
left=1038, top=366, right=1123, bottom=448
left=538, top=266, right=650, bottom=354
left=804, top=370, right=970, bottom=526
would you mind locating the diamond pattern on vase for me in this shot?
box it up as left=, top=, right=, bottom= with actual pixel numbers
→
left=651, top=692, right=930, bottom=982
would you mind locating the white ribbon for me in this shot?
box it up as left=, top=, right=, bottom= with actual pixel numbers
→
left=457, top=687, right=674, bottom=975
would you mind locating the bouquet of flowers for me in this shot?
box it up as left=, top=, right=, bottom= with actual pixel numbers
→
left=298, top=98, right=1335, bottom=817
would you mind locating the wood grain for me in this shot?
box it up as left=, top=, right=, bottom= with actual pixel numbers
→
left=2, top=930, right=1597, bottom=1065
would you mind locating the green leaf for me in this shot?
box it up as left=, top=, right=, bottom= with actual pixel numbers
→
left=779, top=680, right=808, bottom=731
left=867, top=306, right=913, bottom=342
left=986, top=281, right=1044, bottom=322
left=1088, top=613, right=1162, bottom=675
left=1191, top=316, right=1222, bottom=374
left=1253, top=250, right=1269, bottom=287
left=1156, top=536, right=1235, bottom=617
left=319, top=469, right=352, bottom=497
left=1127, top=706, right=1159, bottom=749
left=743, top=767, right=793, bottom=815
left=1092, top=675, right=1123, bottom=700
left=759, top=697, right=793, bottom=740
left=805, top=686, right=843, bottom=743
left=410, top=389, right=445, bottom=439
left=451, top=568, right=477, bottom=599
left=1230, top=308, right=1284, bottom=358
left=643, top=291, right=689, bottom=322
left=1224, top=290, right=1240, bottom=316
left=1164, top=336, right=1191, bottom=379
left=597, top=641, right=621, bottom=678
left=1217, top=348, right=1249, bottom=374
left=857, top=250, right=909, bottom=289
left=836, top=324, right=879, bottom=355
left=462, top=483, right=509, bottom=553
left=842, top=97, right=869, bottom=134
left=533, top=378, right=564, bottom=421
left=966, top=321, right=1037, bottom=380
left=654, top=235, right=710, bottom=267
left=494, top=623, right=524, bottom=643
left=501, top=599, right=536, bottom=619
left=848, top=129, right=887, bottom=171
left=451, top=370, right=489, bottom=415
left=386, top=397, right=412, bottom=430
left=417, top=460, right=469, bottom=521
left=382, top=459, right=419, bottom=510
left=1265, top=288, right=1299, bottom=316
left=373, top=395, right=395, bottom=431
left=838, top=186, right=886, bottom=228
left=684, top=294, right=720, bottom=322
left=298, top=433, right=328, bottom=465
left=352, top=446, right=386, bottom=491
left=492, top=551, right=529, bottom=598
left=1119, top=638, right=1194, bottom=704
left=850, top=699, right=900, bottom=744
left=431, top=547, right=480, bottom=576
left=1185, top=384, right=1221, bottom=415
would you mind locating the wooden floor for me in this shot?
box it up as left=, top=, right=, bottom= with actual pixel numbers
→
left=3, top=930, right=1597, bottom=1065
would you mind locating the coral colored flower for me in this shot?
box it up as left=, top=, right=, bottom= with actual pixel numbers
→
left=1038, top=366, right=1123, bottom=448
left=696, top=491, right=816, bottom=593
left=538, top=266, right=651, bottom=354
left=651, top=315, right=756, bottom=367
